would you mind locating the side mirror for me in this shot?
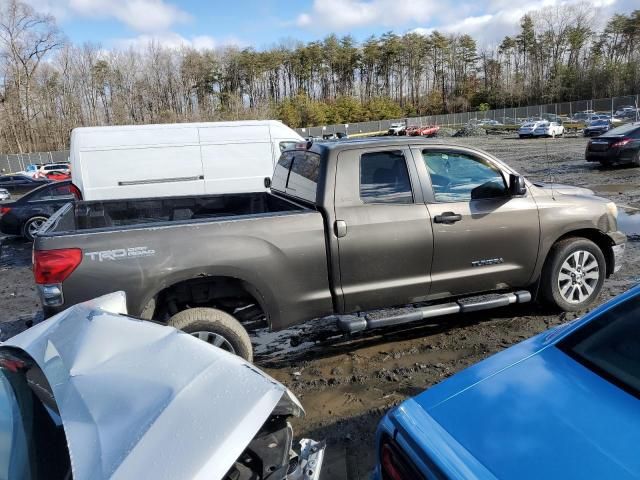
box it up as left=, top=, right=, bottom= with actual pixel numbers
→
left=264, top=177, right=272, bottom=188
left=509, top=174, right=526, bottom=196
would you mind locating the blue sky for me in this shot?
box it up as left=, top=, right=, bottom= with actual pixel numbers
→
left=27, top=0, right=637, bottom=50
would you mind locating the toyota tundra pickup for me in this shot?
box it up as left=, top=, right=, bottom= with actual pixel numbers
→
left=32, top=138, right=626, bottom=361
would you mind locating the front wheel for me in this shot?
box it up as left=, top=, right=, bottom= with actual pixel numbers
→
left=23, top=216, right=48, bottom=242
left=168, top=307, right=253, bottom=361
left=541, top=238, right=606, bottom=311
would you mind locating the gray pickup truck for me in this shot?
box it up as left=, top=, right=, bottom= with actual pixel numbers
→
left=33, top=138, right=625, bottom=360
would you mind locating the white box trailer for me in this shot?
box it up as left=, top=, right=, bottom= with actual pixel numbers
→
left=70, top=120, right=304, bottom=201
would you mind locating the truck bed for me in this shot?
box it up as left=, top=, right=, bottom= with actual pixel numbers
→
left=44, top=192, right=308, bottom=234
left=35, top=190, right=333, bottom=329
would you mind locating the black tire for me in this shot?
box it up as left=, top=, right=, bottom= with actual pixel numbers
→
left=23, top=216, right=48, bottom=242
left=541, top=238, right=606, bottom=311
left=519, top=134, right=525, bottom=139
left=631, top=151, right=640, bottom=168
left=168, top=307, right=253, bottom=362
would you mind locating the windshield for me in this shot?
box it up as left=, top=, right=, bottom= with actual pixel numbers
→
left=591, top=120, right=609, bottom=126
left=0, top=351, right=71, bottom=479
left=606, top=123, right=640, bottom=136
left=558, top=294, right=640, bottom=398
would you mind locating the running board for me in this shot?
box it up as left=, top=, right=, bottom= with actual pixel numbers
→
left=337, top=290, right=531, bottom=334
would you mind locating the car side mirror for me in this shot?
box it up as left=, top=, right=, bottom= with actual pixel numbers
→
left=264, top=177, right=272, bottom=188
left=509, top=174, right=526, bottom=196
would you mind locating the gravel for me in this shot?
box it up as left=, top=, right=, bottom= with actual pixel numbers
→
left=1, top=135, right=639, bottom=479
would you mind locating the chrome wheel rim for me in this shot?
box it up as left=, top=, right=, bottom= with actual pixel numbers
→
left=191, top=331, right=235, bottom=353
left=27, top=218, right=46, bottom=237
left=558, top=250, right=600, bottom=304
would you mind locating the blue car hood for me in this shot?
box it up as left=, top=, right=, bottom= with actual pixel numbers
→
left=397, top=332, right=640, bottom=479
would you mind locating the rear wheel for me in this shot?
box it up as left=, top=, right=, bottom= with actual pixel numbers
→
left=23, top=216, right=48, bottom=242
left=168, top=307, right=253, bottom=362
left=631, top=151, right=640, bottom=168
left=541, top=238, right=605, bottom=311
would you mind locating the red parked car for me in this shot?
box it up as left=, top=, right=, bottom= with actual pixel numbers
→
left=418, top=125, right=440, bottom=137
left=45, top=170, right=71, bottom=181
left=407, top=125, right=440, bottom=137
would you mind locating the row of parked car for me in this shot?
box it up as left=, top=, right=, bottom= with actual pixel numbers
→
left=0, top=118, right=638, bottom=479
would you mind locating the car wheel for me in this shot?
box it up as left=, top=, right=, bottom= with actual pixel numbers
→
left=541, top=238, right=605, bottom=311
left=631, top=151, right=640, bottom=168
left=168, top=307, right=253, bottom=361
left=22, top=216, right=48, bottom=242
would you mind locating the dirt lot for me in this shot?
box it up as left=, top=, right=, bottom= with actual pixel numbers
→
left=1, top=135, right=639, bottom=479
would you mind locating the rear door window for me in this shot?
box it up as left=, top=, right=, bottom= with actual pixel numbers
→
left=359, top=150, right=413, bottom=204
left=272, top=150, right=321, bottom=203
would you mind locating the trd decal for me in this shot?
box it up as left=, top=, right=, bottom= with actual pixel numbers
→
left=85, top=246, right=156, bottom=262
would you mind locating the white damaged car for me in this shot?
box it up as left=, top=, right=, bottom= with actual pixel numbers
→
left=518, top=121, right=545, bottom=138
left=0, top=292, right=324, bottom=480
left=533, top=121, right=565, bottom=138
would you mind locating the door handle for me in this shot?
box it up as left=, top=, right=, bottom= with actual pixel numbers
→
left=434, top=212, right=462, bottom=224
left=334, top=220, right=347, bottom=238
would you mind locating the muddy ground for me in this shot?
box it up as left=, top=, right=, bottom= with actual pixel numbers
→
left=0, top=134, right=639, bottom=479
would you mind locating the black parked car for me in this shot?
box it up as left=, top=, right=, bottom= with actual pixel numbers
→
left=585, top=122, right=640, bottom=167
left=0, top=174, right=50, bottom=195
left=0, top=180, right=80, bottom=241
left=583, top=119, right=612, bottom=137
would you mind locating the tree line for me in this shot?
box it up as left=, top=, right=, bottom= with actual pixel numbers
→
left=0, top=0, right=638, bottom=153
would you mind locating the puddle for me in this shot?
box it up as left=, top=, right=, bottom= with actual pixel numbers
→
left=618, top=209, right=640, bottom=239
left=591, top=184, right=637, bottom=194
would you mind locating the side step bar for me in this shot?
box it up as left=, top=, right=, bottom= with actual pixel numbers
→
left=337, top=291, right=531, bottom=334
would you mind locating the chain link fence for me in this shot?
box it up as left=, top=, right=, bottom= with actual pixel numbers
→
left=0, top=150, right=69, bottom=174
left=295, top=94, right=640, bottom=138
left=1, top=94, right=638, bottom=165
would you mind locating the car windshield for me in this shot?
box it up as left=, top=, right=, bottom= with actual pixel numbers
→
left=606, top=123, right=640, bottom=136
left=0, top=352, right=71, bottom=479
left=591, top=120, right=608, bottom=126
left=558, top=294, right=640, bottom=398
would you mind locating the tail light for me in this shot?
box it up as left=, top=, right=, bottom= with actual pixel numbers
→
left=33, top=248, right=82, bottom=284
left=70, top=183, right=82, bottom=199
left=380, top=439, right=425, bottom=480
left=0, top=206, right=10, bottom=216
left=612, top=137, right=632, bottom=148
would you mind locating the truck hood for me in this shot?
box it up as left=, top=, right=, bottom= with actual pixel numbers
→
left=2, top=292, right=304, bottom=480
left=532, top=182, right=595, bottom=196
left=395, top=337, right=640, bottom=479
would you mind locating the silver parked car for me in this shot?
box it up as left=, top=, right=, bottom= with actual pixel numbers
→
left=0, top=292, right=324, bottom=480
left=0, top=188, right=10, bottom=201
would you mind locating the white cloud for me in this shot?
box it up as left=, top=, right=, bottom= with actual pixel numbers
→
left=410, top=0, right=629, bottom=45
left=295, top=0, right=633, bottom=45
left=294, top=0, right=443, bottom=30
left=24, top=0, right=191, bottom=33
left=69, top=0, right=190, bottom=32
left=113, top=32, right=244, bottom=51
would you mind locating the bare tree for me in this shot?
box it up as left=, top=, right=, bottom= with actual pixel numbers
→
left=0, top=0, right=63, bottom=151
